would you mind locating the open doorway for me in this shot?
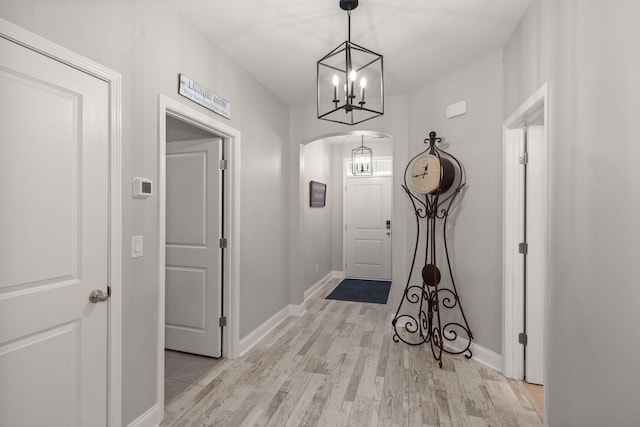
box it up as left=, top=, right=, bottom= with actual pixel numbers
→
left=163, top=115, right=224, bottom=402
left=502, top=84, right=548, bottom=415
left=157, top=95, right=241, bottom=422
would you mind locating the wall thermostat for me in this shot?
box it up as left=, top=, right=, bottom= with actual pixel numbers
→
left=133, top=177, right=153, bottom=198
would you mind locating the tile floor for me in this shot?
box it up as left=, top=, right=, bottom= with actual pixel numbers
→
left=164, top=350, right=222, bottom=403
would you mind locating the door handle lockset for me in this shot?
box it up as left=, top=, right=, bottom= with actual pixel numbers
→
left=89, top=289, right=109, bottom=303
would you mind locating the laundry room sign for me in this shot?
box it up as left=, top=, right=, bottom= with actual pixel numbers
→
left=178, top=74, right=231, bottom=119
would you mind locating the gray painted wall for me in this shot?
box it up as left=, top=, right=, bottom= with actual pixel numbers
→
left=408, top=52, right=505, bottom=354
left=504, top=1, right=640, bottom=425
left=0, top=1, right=290, bottom=425
left=11, top=0, right=640, bottom=424
left=301, top=140, right=333, bottom=288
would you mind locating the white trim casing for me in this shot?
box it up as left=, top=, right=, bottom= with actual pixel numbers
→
left=0, top=18, right=123, bottom=427
left=157, top=95, right=241, bottom=423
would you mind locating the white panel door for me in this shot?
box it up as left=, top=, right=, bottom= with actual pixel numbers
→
left=345, top=176, right=392, bottom=280
left=0, top=37, right=109, bottom=426
left=166, top=138, right=222, bottom=357
left=525, top=125, right=546, bottom=385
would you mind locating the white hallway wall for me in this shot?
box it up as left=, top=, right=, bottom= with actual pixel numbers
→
left=504, top=1, right=640, bottom=425
left=0, top=1, right=290, bottom=425
left=3, top=0, right=612, bottom=424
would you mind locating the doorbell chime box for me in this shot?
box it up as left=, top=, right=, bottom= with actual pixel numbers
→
left=133, top=177, right=153, bottom=198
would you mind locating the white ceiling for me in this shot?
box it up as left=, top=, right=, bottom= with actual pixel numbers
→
left=164, top=0, right=531, bottom=107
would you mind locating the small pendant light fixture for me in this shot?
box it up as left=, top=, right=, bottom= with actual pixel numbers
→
left=352, top=135, right=373, bottom=175
left=317, top=0, right=384, bottom=125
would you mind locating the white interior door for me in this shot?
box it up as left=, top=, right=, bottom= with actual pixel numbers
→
left=345, top=176, right=392, bottom=280
left=165, top=138, right=222, bottom=357
left=525, top=125, right=546, bottom=385
left=0, top=36, right=109, bottom=426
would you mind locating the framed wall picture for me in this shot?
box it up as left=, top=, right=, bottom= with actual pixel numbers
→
left=309, top=181, right=327, bottom=207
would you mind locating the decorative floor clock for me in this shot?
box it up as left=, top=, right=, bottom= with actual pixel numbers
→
left=392, top=131, right=473, bottom=367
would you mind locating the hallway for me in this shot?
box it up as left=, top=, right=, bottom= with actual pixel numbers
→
left=163, top=279, right=542, bottom=426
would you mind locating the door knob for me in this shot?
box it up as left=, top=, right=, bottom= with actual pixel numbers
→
left=89, top=289, right=109, bottom=303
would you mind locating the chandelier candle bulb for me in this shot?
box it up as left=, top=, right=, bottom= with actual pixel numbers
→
left=332, top=75, right=339, bottom=101
left=349, top=69, right=357, bottom=100
left=360, top=77, right=366, bottom=104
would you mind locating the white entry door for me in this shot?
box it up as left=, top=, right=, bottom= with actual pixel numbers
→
left=0, top=36, right=109, bottom=426
left=345, top=176, right=392, bottom=280
left=165, top=138, right=222, bottom=357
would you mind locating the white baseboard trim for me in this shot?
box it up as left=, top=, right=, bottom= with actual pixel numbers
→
left=447, top=337, right=502, bottom=372
left=238, top=271, right=343, bottom=358
left=288, top=302, right=306, bottom=317
left=392, top=317, right=502, bottom=372
left=331, top=270, right=346, bottom=279
left=127, top=404, right=159, bottom=427
left=303, top=270, right=344, bottom=301
left=238, top=304, right=290, bottom=357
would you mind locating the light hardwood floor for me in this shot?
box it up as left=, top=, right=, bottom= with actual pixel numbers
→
left=164, top=278, right=542, bottom=426
left=523, top=383, right=543, bottom=415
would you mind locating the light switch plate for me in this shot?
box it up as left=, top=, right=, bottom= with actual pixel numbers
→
left=131, top=236, right=143, bottom=258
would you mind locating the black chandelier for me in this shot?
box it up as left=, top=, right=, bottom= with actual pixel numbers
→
left=317, top=0, right=384, bottom=125
left=352, top=135, right=373, bottom=175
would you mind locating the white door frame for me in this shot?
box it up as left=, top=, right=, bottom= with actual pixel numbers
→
left=157, top=95, right=241, bottom=418
left=0, top=18, right=123, bottom=427
left=502, top=84, right=548, bottom=386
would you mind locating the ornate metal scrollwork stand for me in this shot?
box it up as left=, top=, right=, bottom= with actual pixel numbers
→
left=392, top=131, right=473, bottom=368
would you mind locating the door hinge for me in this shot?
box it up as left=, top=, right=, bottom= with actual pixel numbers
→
left=519, top=152, right=529, bottom=165
left=518, top=242, right=528, bottom=254
left=219, top=316, right=227, bottom=327
left=219, top=238, right=228, bottom=248
left=219, top=159, right=228, bottom=170
left=518, top=332, right=528, bottom=346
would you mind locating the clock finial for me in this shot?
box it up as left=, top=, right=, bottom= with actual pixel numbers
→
left=425, top=131, right=441, bottom=147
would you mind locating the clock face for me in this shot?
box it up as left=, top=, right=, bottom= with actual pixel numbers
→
left=410, top=154, right=441, bottom=194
